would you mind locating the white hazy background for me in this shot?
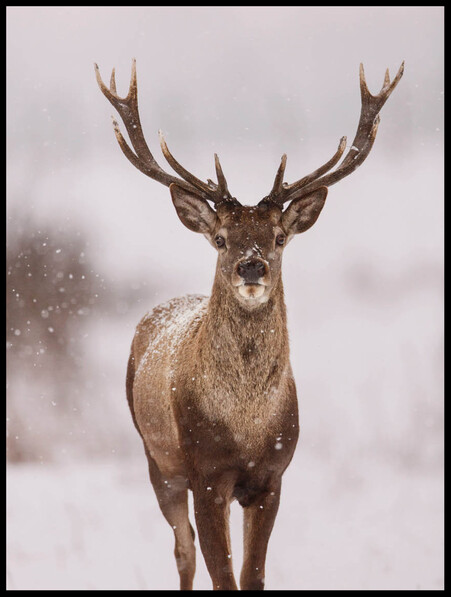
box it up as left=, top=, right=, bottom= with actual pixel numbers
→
left=7, top=6, right=443, bottom=590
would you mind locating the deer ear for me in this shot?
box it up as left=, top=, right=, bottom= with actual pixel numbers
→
left=281, top=186, right=328, bottom=235
left=170, top=184, right=218, bottom=234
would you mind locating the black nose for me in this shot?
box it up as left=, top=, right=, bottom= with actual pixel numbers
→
left=237, top=259, right=266, bottom=283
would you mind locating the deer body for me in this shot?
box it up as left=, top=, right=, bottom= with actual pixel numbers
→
left=128, top=209, right=298, bottom=589
left=96, top=59, right=403, bottom=590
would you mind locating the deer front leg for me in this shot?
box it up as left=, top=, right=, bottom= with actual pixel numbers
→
left=144, top=450, right=196, bottom=590
left=240, top=480, right=281, bottom=590
left=192, top=479, right=238, bottom=590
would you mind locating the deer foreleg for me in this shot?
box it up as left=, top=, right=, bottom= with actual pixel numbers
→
left=240, top=480, right=281, bottom=590
left=192, top=480, right=238, bottom=590
left=145, top=450, right=196, bottom=590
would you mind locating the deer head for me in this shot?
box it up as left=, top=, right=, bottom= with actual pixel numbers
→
left=95, top=59, right=404, bottom=308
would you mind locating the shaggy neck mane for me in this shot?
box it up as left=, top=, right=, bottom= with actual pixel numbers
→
left=194, top=272, right=290, bottom=392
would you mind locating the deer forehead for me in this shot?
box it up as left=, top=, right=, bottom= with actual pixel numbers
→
left=216, top=205, right=282, bottom=241
left=217, top=220, right=282, bottom=260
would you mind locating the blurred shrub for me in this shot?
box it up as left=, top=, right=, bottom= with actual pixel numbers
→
left=7, top=217, right=105, bottom=462
left=8, top=226, right=101, bottom=372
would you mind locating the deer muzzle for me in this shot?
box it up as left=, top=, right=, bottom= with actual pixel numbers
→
left=233, top=258, right=270, bottom=300
left=236, top=259, right=267, bottom=284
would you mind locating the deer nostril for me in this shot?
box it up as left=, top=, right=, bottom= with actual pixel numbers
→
left=237, top=259, right=266, bottom=283
left=256, top=262, right=265, bottom=277
left=237, top=263, right=246, bottom=277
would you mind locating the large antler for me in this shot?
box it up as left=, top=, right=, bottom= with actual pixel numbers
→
left=260, top=62, right=404, bottom=207
left=95, top=59, right=238, bottom=206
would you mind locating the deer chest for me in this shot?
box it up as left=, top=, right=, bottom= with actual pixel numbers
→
left=174, top=374, right=299, bottom=472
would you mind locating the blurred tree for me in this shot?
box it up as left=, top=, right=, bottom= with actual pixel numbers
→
left=7, top=221, right=102, bottom=374
left=6, top=215, right=105, bottom=461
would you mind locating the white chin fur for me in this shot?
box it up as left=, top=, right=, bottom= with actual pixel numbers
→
left=238, top=284, right=266, bottom=299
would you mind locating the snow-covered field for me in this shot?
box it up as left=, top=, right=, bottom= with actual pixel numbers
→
left=7, top=451, right=443, bottom=591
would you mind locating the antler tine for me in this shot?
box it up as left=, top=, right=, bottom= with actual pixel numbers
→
left=127, top=58, right=137, bottom=100
left=260, top=137, right=347, bottom=207
left=95, top=60, right=178, bottom=185
left=110, top=115, right=153, bottom=177
left=96, top=60, right=233, bottom=204
left=383, top=68, right=390, bottom=89
left=287, top=116, right=380, bottom=201
left=282, top=136, right=347, bottom=193
left=214, top=154, right=231, bottom=198
left=269, top=154, right=288, bottom=198
left=334, top=61, right=404, bottom=173
left=109, top=68, right=117, bottom=94
left=360, top=61, right=404, bottom=106
left=159, top=131, right=237, bottom=205
left=159, top=131, right=216, bottom=197
left=265, top=62, right=404, bottom=206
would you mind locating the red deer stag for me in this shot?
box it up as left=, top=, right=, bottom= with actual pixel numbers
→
left=95, top=60, right=403, bottom=590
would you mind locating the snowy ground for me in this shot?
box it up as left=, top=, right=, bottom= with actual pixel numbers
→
left=7, top=451, right=443, bottom=591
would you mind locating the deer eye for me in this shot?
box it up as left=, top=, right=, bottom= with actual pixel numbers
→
left=276, top=234, right=286, bottom=246
left=215, top=235, right=226, bottom=248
